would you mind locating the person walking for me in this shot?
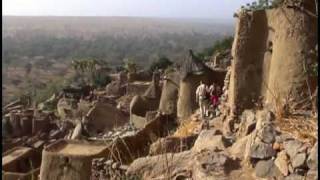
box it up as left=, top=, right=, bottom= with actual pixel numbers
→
left=196, top=81, right=209, bottom=118
left=212, top=85, right=222, bottom=111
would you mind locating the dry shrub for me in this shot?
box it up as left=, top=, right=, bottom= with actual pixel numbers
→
left=173, top=115, right=201, bottom=137
left=275, top=116, right=317, bottom=145
left=263, top=81, right=293, bottom=121
left=263, top=81, right=317, bottom=144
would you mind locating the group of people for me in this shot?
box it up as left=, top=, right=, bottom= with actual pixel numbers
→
left=196, top=81, right=222, bottom=118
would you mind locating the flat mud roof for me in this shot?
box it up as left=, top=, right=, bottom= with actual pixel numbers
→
left=3, top=147, right=32, bottom=166
left=44, top=139, right=108, bottom=157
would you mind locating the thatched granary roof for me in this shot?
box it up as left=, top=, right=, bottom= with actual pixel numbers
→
left=143, top=71, right=161, bottom=99
left=180, top=50, right=210, bottom=80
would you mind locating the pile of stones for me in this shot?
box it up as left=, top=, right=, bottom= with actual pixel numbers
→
left=91, top=158, right=140, bottom=180
left=217, top=66, right=232, bottom=118
left=232, top=109, right=318, bottom=179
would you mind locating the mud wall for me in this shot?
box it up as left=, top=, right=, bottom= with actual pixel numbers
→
left=87, top=102, right=129, bottom=134
left=158, top=72, right=180, bottom=115
left=229, top=2, right=317, bottom=114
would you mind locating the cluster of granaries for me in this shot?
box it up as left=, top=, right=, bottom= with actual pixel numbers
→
left=196, top=81, right=222, bottom=118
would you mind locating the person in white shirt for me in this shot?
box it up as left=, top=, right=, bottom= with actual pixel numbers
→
left=196, top=81, right=209, bottom=118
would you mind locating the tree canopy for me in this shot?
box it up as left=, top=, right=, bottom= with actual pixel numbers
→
left=149, top=56, right=173, bottom=72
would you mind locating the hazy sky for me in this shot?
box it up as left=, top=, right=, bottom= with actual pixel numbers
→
left=3, top=0, right=253, bottom=19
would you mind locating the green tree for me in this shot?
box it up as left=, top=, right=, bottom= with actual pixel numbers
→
left=149, top=56, right=173, bottom=72
left=198, top=36, right=234, bottom=62
left=123, top=58, right=137, bottom=73
left=71, top=58, right=111, bottom=87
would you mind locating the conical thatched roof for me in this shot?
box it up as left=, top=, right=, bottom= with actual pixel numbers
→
left=180, top=50, right=210, bottom=80
left=143, top=71, right=161, bottom=99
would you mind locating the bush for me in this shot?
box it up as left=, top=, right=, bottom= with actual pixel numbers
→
left=241, top=0, right=282, bottom=11
left=149, top=56, right=173, bottom=72
left=92, top=72, right=112, bottom=88
left=33, top=78, right=69, bottom=103
left=197, top=36, right=234, bottom=62
left=123, top=58, right=137, bottom=73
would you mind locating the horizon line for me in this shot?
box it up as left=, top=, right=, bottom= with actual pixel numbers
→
left=3, top=14, right=234, bottom=21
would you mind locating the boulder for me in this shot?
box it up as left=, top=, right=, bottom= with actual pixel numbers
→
left=255, top=159, right=282, bottom=178
left=285, top=140, right=304, bottom=156
left=126, top=151, right=194, bottom=179
left=249, top=142, right=276, bottom=159
left=229, top=135, right=250, bottom=159
left=307, top=142, right=318, bottom=170
left=257, top=124, right=276, bottom=144
left=237, top=110, right=256, bottom=138
left=192, top=131, right=231, bottom=152
left=255, top=110, right=274, bottom=130
left=193, top=150, right=230, bottom=179
left=127, top=149, right=232, bottom=180
left=274, top=150, right=289, bottom=176
left=283, top=140, right=304, bottom=159
left=291, top=153, right=307, bottom=169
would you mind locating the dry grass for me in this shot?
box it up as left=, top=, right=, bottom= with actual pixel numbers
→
left=275, top=116, right=317, bottom=145
left=264, top=81, right=318, bottom=145
left=173, top=114, right=201, bottom=138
